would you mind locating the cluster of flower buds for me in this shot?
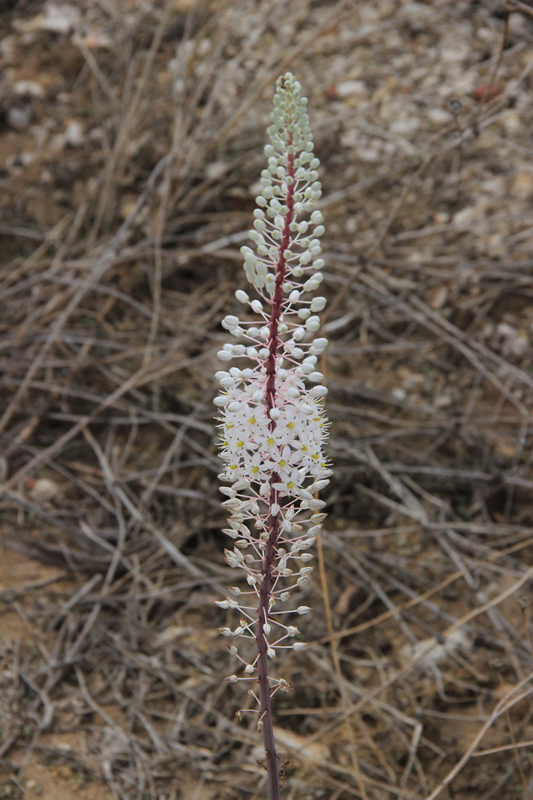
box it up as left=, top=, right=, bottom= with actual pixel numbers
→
left=214, top=72, right=331, bottom=718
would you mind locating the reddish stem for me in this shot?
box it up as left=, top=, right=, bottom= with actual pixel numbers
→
left=264, top=152, right=295, bottom=421
left=255, top=143, right=295, bottom=800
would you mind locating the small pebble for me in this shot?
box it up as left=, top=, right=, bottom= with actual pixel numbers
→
left=7, top=105, right=32, bottom=130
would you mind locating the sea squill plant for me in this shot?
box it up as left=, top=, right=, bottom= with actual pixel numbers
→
left=214, top=72, right=330, bottom=800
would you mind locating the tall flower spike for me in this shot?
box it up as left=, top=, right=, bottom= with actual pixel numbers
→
left=215, top=73, right=331, bottom=800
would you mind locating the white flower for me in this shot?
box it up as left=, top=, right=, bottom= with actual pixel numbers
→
left=272, top=468, right=305, bottom=497
left=215, top=71, right=331, bottom=695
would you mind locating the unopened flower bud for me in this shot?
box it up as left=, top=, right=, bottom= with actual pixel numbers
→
left=305, top=316, right=321, bottom=332
left=311, top=297, right=326, bottom=312
left=308, top=499, right=326, bottom=510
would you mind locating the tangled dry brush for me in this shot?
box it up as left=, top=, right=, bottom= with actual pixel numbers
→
left=1, top=1, right=533, bottom=799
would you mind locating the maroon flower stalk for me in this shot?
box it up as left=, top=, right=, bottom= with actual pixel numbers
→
left=215, top=72, right=330, bottom=800
left=256, top=144, right=295, bottom=799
